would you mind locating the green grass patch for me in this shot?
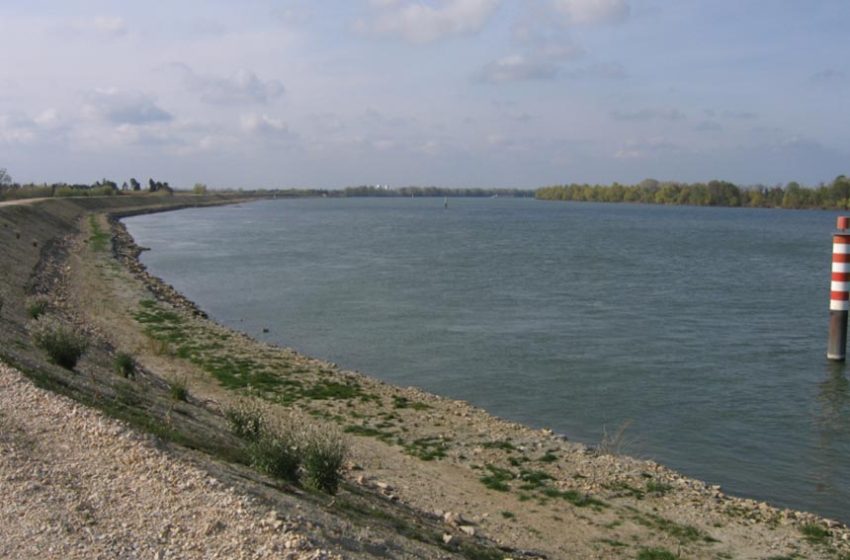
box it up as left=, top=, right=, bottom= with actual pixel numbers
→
left=800, top=523, right=830, bottom=544
left=645, top=480, right=673, bottom=495
left=88, top=215, right=109, bottom=251
left=636, top=548, right=677, bottom=560
left=518, top=469, right=553, bottom=490
left=479, top=464, right=514, bottom=492
left=627, top=507, right=715, bottom=544
left=541, top=487, right=607, bottom=509
left=404, top=436, right=450, bottom=461
left=539, top=450, right=559, bottom=463
left=482, top=439, right=517, bottom=452
left=392, top=395, right=430, bottom=410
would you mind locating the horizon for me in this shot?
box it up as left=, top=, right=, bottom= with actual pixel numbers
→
left=2, top=1, right=848, bottom=189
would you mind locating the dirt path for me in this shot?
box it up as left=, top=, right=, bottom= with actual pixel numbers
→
left=0, top=197, right=50, bottom=207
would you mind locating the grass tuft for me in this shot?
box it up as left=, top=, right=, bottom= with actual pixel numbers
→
left=114, top=352, right=136, bottom=378
left=29, top=316, right=89, bottom=370
left=636, top=548, right=677, bottom=560
left=169, top=377, right=189, bottom=401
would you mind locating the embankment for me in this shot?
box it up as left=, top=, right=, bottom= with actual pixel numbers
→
left=1, top=195, right=849, bottom=559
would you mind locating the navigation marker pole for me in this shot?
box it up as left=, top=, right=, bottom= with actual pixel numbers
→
left=828, top=216, right=850, bottom=361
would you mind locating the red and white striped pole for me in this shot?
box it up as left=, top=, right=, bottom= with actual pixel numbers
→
left=828, top=216, right=850, bottom=361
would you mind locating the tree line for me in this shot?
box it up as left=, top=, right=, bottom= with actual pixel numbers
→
left=535, top=176, right=850, bottom=210
left=0, top=169, right=175, bottom=201
left=341, top=185, right=534, bottom=198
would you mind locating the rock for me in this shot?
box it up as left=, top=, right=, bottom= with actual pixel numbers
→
left=459, top=525, right=476, bottom=536
left=442, top=533, right=453, bottom=545
left=443, top=512, right=465, bottom=527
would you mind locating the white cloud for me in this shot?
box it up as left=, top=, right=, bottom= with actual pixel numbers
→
left=67, top=15, right=127, bottom=36
left=477, top=54, right=559, bottom=83
left=241, top=113, right=290, bottom=136
left=611, top=108, right=686, bottom=121
left=357, top=0, right=501, bottom=43
left=551, top=0, right=629, bottom=25
left=85, top=89, right=172, bottom=125
left=174, top=64, right=285, bottom=105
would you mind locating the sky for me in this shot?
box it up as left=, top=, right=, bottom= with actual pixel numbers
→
left=1, top=0, right=848, bottom=189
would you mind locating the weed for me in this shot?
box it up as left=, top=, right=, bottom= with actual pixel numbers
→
left=518, top=469, right=553, bottom=490
left=404, top=436, right=450, bottom=461
left=500, top=511, right=515, bottom=519
left=482, top=440, right=517, bottom=452
left=169, top=377, right=189, bottom=401
left=29, top=316, right=89, bottom=370
left=302, top=424, right=348, bottom=494
left=26, top=295, right=50, bottom=319
left=508, top=456, right=529, bottom=467
left=646, top=480, right=672, bottom=495
left=479, top=464, right=514, bottom=492
left=598, top=538, right=628, bottom=548
left=626, top=507, right=715, bottom=543
left=225, top=400, right=265, bottom=442
left=597, top=420, right=633, bottom=455
left=541, top=487, right=607, bottom=509
left=539, top=451, right=558, bottom=463
left=114, top=352, right=136, bottom=378
left=800, top=523, right=830, bottom=544
left=392, top=395, right=430, bottom=410
left=636, top=548, right=677, bottom=560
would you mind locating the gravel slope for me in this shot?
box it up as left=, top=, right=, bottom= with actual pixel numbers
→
left=0, top=361, right=341, bottom=560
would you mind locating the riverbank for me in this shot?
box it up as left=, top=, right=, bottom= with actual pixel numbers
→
left=1, top=195, right=849, bottom=559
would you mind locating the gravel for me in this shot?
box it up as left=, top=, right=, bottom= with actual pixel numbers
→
left=0, top=361, right=341, bottom=560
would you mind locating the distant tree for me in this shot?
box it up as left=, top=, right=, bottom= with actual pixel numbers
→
left=192, top=183, right=208, bottom=195
left=130, top=178, right=141, bottom=191
left=121, top=181, right=129, bottom=191
left=831, top=175, right=850, bottom=210
left=148, top=178, right=156, bottom=192
left=0, top=168, right=11, bottom=186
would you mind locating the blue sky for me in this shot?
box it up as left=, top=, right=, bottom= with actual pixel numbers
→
left=1, top=1, right=848, bottom=189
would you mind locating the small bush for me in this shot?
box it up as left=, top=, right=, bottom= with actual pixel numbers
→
left=249, top=420, right=301, bottom=483
left=169, top=377, right=189, bottom=401
left=225, top=400, right=265, bottom=442
left=29, top=316, right=89, bottom=370
left=302, top=424, right=348, bottom=494
left=115, top=352, right=136, bottom=378
left=26, top=295, right=50, bottom=319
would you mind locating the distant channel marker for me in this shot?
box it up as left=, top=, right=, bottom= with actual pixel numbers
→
left=828, top=216, right=850, bottom=361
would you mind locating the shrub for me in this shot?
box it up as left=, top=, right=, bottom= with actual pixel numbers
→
left=249, top=419, right=301, bottom=483
left=169, top=377, right=189, bottom=401
left=225, top=400, right=265, bottom=442
left=26, top=295, right=50, bottom=319
left=29, top=316, right=89, bottom=370
left=115, top=352, right=136, bottom=378
left=302, top=424, right=348, bottom=494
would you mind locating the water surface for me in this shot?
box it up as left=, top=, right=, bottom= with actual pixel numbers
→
left=125, top=198, right=850, bottom=521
